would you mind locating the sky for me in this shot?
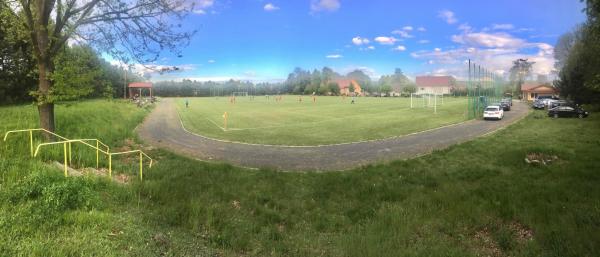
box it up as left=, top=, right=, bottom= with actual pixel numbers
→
left=120, top=0, right=587, bottom=82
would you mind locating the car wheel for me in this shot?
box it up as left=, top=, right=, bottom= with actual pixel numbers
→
left=553, top=113, right=559, bottom=118
left=578, top=113, right=584, bottom=119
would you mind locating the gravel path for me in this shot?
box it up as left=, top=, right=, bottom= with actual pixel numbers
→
left=137, top=98, right=530, bottom=171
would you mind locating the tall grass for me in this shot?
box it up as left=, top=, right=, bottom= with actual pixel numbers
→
left=1, top=100, right=599, bottom=256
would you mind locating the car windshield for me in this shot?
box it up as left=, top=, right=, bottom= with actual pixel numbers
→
left=485, top=107, right=498, bottom=111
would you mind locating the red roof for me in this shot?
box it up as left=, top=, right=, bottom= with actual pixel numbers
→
left=522, top=84, right=557, bottom=93
left=128, top=82, right=153, bottom=88
left=415, top=76, right=455, bottom=87
left=521, top=82, right=543, bottom=91
left=334, top=79, right=361, bottom=90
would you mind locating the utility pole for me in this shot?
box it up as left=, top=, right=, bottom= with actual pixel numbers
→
left=123, top=66, right=128, bottom=99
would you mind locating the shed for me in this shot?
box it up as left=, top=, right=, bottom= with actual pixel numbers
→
left=128, top=82, right=153, bottom=99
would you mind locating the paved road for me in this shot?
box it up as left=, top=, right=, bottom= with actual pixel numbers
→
left=137, top=98, right=530, bottom=171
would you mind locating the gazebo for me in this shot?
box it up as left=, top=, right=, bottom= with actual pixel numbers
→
left=128, top=82, right=153, bottom=99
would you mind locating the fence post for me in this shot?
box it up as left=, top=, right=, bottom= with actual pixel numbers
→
left=63, top=142, right=68, bottom=177
left=108, top=154, right=112, bottom=178
left=96, top=140, right=99, bottom=169
left=68, top=142, right=72, bottom=164
left=29, top=130, right=33, bottom=157
left=139, top=151, right=143, bottom=181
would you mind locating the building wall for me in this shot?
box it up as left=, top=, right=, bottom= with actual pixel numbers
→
left=417, top=86, right=450, bottom=95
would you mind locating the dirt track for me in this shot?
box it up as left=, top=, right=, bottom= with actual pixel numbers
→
left=137, top=98, right=529, bottom=171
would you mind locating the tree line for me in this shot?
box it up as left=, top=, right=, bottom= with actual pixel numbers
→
left=553, top=0, right=600, bottom=104
left=152, top=67, right=418, bottom=97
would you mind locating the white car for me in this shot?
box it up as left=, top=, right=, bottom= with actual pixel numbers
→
left=483, top=105, right=504, bottom=120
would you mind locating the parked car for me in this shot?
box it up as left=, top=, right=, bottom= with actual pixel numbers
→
left=532, top=99, right=546, bottom=109
left=492, top=102, right=511, bottom=111
left=500, top=99, right=512, bottom=111
left=483, top=105, right=504, bottom=120
left=548, top=106, right=589, bottom=118
left=547, top=100, right=571, bottom=109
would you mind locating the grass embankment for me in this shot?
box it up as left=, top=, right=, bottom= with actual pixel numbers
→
left=177, top=96, right=467, bottom=145
left=1, top=100, right=599, bottom=256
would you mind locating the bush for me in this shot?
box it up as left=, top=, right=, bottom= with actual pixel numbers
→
left=3, top=172, right=101, bottom=223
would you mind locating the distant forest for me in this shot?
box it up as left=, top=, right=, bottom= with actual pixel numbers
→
left=153, top=67, right=418, bottom=97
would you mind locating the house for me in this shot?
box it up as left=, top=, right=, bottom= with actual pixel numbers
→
left=521, top=83, right=558, bottom=101
left=415, top=76, right=455, bottom=95
left=335, top=79, right=362, bottom=96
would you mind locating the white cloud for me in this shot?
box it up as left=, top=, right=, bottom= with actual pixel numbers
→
left=492, top=23, right=515, bottom=30
left=438, top=10, right=457, bottom=24
left=326, top=54, right=343, bottom=59
left=352, top=36, right=370, bottom=45
left=360, top=45, right=375, bottom=51
left=198, top=0, right=214, bottom=8
left=208, top=59, right=216, bottom=63
left=410, top=31, right=557, bottom=77
left=451, top=32, right=526, bottom=49
left=417, top=27, right=426, bottom=32
left=108, top=61, right=196, bottom=76
left=394, top=45, right=407, bottom=51
left=458, top=23, right=472, bottom=32
left=403, top=26, right=413, bottom=31
left=374, top=36, right=398, bottom=45
left=193, top=0, right=214, bottom=15
left=310, top=0, right=340, bottom=13
left=263, top=3, right=279, bottom=11
left=391, top=30, right=413, bottom=38
left=434, top=48, right=441, bottom=52
left=243, top=70, right=257, bottom=77
left=417, top=39, right=430, bottom=44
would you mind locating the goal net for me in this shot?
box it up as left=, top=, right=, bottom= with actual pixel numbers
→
left=411, top=93, right=443, bottom=112
left=232, top=92, right=248, bottom=97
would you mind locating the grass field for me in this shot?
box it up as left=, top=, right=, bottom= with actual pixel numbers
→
left=1, top=100, right=599, bottom=256
left=177, top=95, right=467, bottom=145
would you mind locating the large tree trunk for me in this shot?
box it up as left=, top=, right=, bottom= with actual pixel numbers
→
left=37, top=57, right=55, bottom=133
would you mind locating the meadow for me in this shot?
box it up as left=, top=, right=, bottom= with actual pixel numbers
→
left=0, top=100, right=599, bottom=256
left=177, top=95, right=467, bottom=145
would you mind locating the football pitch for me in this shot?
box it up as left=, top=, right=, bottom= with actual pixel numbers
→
left=176, top=95, right=468, bottom=145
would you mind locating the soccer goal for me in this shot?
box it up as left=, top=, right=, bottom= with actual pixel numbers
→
left=232, top=92, right=248, bottom=97
left=411, top=93, right=442, bottom=114
left=410, top=93, right=427, bottom=108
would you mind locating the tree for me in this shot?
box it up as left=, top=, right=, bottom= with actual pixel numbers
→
left=49, top=45, right=103, bottom=101
left=346, top=69, right=373, bottom=93
left=402, top=84, right=416, bottom=94
left=554, top=27, right=582, bottom=70
left=553, top=0, right=600, bottom=103
left=0, top=5, right=37, bottom=104
left=509, top=59, right=535, bottom=97
left=2, top=0, right=193, bottom=133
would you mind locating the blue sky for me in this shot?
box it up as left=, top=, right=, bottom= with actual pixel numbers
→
left=130, top=0, right=586, bottom=82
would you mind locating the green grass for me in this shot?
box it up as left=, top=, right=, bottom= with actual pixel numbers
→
left=1, top=100, right=599, bottom=256
left=177, top=95, right=467, bottom=145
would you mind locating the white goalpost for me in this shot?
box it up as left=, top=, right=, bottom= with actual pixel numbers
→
left=411, top=93, right=443, bottom=114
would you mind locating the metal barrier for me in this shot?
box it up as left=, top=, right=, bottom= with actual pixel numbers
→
left=3, top=128, right=153, bottom=181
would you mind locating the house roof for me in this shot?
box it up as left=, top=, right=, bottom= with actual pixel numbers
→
left=128, top=82, right=153, bottom=88
left=335, top=79, right=361, bottom=90
left=522, top=84, right=557, bottom=93
left=416, top=76, right=455, bottom=87
left=521, top=82, right=542, bottom=91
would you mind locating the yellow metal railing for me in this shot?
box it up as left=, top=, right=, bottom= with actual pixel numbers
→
left=3, top=128, right=153, bottom=181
